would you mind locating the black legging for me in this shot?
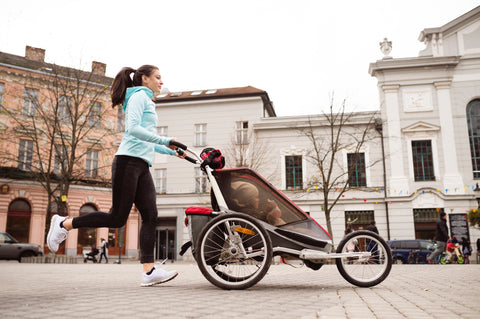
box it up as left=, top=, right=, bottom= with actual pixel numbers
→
left=72, top=155, right=158, bottom=263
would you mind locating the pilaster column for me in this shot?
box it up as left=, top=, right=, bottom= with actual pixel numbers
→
left=65, top=209, right=79, bottom=256
left=434, top=81, right=464, bottom=192
left=383, top=85, right=409, bottom=195
left=126, top=209, right=139, bottom=259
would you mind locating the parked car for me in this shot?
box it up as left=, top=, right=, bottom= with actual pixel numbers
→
left=388, top=239, right=436, bottom=264
left=0, top=231, right=43, bottom=262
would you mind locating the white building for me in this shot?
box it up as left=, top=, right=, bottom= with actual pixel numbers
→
left=369, top=5, right=480, bottom=249
left=152, top=6, right=480, bottom=261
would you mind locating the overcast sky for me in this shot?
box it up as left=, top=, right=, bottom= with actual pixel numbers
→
left=1, top=0, right=479, bottom=116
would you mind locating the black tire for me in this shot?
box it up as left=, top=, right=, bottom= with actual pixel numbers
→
left=195, top=213, right=272, bottom=290
left=18, top=250, right=35, bottom=262
left=336, top=230, right=392, bottom=287
left=440, top=255, right=448, bottom=264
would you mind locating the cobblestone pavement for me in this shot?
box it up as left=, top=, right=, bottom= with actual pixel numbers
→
left=0, top=261, right=479, bottom=319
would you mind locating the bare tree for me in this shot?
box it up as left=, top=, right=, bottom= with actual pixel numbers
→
left=298, top=98, right=380, bottom=239
left=0, top=63, right=115, bottom=235
left=222, top=129, right=275, bottom=179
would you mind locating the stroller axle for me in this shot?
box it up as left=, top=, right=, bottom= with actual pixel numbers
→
left=300, top=249, right=371, bottom=260
left=273, top=247, right=371, bottom=260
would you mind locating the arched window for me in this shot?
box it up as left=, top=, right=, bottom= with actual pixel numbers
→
left=77, top=204, right=97, bottom=250
left=467, top=99, right=480, bottom=178
left=7, top=199, right=31, bottom=243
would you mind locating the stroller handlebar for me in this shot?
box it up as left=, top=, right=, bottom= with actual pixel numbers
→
left=169, top=140, right=188, bottom=150
left=169, top=140, right=200, bottom=164
left=176, top=148, right=198, bottom=164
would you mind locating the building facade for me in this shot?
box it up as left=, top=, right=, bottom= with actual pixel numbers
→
left=369, top=5, right=480, bottom=247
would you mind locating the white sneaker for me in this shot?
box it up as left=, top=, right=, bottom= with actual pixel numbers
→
left=47, top=215, right=69, bottom=253
left=141, top=267, right=178, bottom=287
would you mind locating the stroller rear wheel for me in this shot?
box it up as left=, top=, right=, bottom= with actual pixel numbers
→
left=195, top=213, right=273, bottom=290
left=335, top=230, right=392, bottom=287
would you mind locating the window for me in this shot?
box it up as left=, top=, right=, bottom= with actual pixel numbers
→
left=194, top=124, right=207, bottom=146
left=58, top=95, right=72, bottom=123
left=285, top=155, right=303, bottom=190
left=195, top=167, right=208, bottom=193
left=85, top=149, right=99, bottom=178
left=157, top=126, right=168, bottom=136
left=0, top=83, right=4, bottom=109
left=412, top=140, right=435, bottom=181
left=88, top=101, right=102, bottom=127
left=22, top=88, right=38, bottom=116
left=235, top=121, right=249, bottom=144
left=345, top=210, right=374, bottom=230
left=53, top=144, right=69, bottom=174
left=155, top=169, right=167, bottom=193
left=116, top=107, right=125, bottom=132
left=347, top=152, right=366, bottom=187
left=467, top=99, right=480, bottom=178
left=17, top=139, right=33, bottom=170
left=413, top=208, right=443, bottom=240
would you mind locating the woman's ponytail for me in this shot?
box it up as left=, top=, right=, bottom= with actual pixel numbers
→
left=111, top=65, right=159, bottom=107
left=111, top=67, right=135, bottom=107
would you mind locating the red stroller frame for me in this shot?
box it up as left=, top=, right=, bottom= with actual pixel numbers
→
left=172, top=142, right=392, bottom=290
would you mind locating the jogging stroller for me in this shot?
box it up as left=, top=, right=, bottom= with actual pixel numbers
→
left=172, top=142, right=392, bottom=290
left=83, top=247, right=99, bottom=263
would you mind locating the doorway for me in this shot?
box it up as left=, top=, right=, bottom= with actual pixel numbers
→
left=413, top=208, right=441, bottom=240
left=77, top=204, right=98, bottom=254
left=155, top=217, right=176, bottom=261
left=7, top=199, right=31, bottom=243
left=108, top=226, right=125, bottom=256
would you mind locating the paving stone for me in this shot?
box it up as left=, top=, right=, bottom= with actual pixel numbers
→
left=0, top=262, right=479, bottom=318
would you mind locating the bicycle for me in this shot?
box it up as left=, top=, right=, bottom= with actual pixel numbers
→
left=442, top=240, right=465, bottom=264
left=434, top=250, right=465, bottom=264
left=173, top=142, right=393, bottom=290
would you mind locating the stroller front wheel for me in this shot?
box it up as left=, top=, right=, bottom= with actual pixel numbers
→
left=335, top=230, right=392, bottom=287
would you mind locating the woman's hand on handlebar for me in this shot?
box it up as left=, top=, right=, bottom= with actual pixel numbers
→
left=168, top=138, right=179, bottom=151
left=168, top=140, right=197, bottom=163
left=176, top=149, right=187, bottom=159
left=168, top=139, right=187, bottom=159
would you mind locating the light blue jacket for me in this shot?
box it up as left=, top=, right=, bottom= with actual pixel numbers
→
left=115, top=86, right=175, bottom=165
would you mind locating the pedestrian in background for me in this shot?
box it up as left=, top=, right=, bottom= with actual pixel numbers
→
left=366, top=221, right=379, bottom=234
left=460, top=237, right=471, bottom=264
left=47, top=65, right=184, bottom=286
left=99, top=238, right=109, bottom=264
left=477, top=238, right=480, bottom=263
left=427, top=212, right=449, bottom=264
left=366, top=221, right=379, bottom=263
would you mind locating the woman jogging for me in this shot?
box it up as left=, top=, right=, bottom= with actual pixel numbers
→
left=47, top=65, right=183, bottom=286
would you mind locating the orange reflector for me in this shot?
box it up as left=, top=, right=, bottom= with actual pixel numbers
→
left=234, top=226, right=255, bottom=235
